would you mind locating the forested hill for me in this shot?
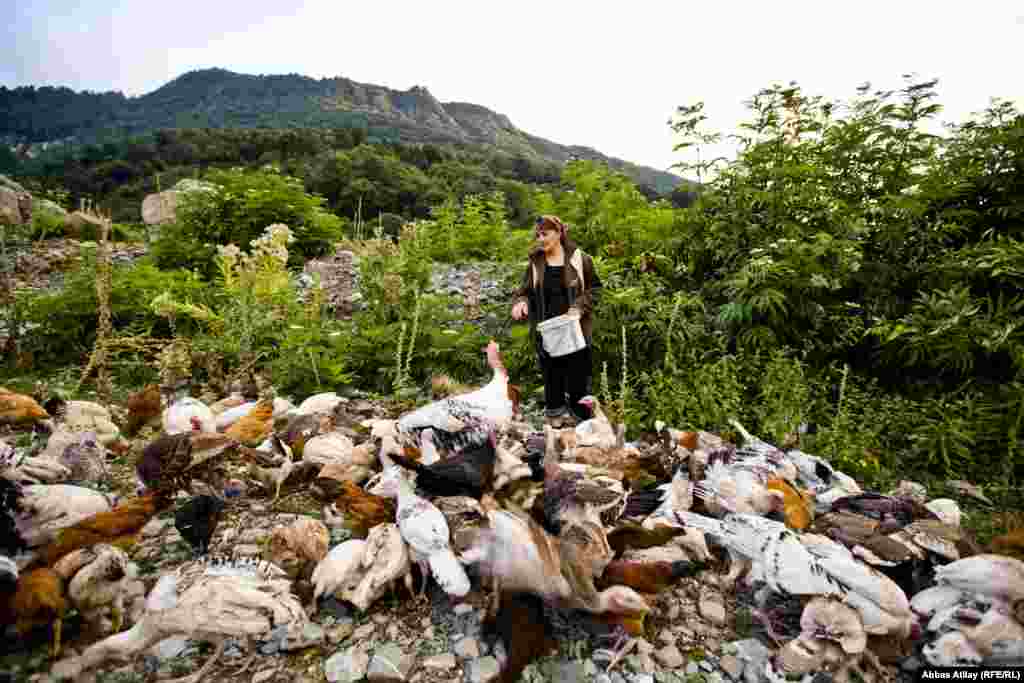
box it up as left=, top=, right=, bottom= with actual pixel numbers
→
left=0, top=68, right=683, bottom=194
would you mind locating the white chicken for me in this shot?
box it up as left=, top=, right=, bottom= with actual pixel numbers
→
left=694, top=458, right=786, bottom=520
left=296, top=392, right=344, bottom=416
left=214, top=400, right=257, bottom=432
left=39, top=398, right=124, bottom=450
left=53, top=543, right=139, bottom=635
left=370, top=465, right=470, bottom=601
left=311, top=538, right=368, bottom=604
left=163, top=396, right=216, bottom=435
left=389, top=340, right=515, bottom=454
left=574, top=396, right=616, bottom=449
left=14, top=484, right=117, bottom=555
left=49, top=557, right=314, bottom=683
left=344, top=523, right=414, bottom=611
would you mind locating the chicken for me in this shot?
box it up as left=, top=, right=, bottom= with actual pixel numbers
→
left=369, top=465, right=470, bottom=600
left=278, top=412, right=335, bottom=459
left=433, top=496, right=489, bottom=557
left=49, top=556, right=314, bottom=683
left=766, top=477, right=815, bottom=530
left=134, top=432, right=199, bottom=498
left=992, top=527, right=1024, bottom=562
left=389, top=428, right=498, bottom=499
left=246, top=434, right=299, bottom=503
left=48, top=430, right=108, bottom=484
left=295, top=392, right=345, bottom=416
left=312, top=445, right=377, bottom=495
left=31, top=493, right=162, bottom=568
left=265, top=516, right=329, bottom=580
left=14, top=483, right=117, bottom=551
left=214, top=400, right=258, bottom=432
left=676, top=511, right=919, bottom=643
left=693, top=458, right=786, bottom=520
left=566, top=427, right=670, bottom=485
left=208, top=392, right=249, bottom=415
left=606, top=520, right=692, bottom=556
left=463, top=508, right=651, bottom=671
left=8, top=565, right=67, bottom=658
left=311, top=538, right=368, bottom=604
left=798, top=596, right=868, bottom=655
left=483, top=590, right=558, bottom=683
left=390, top=340, right=515, bottom=454
left=163, top=395, right=216, bottom=435
left=574, top=396, right=616, bottom=449
left=597, top=558, right=708, bottom=598
left=343, top=522, right=414, bottom=611
left=0, top=388, right=49, bottom=425
left=174, top=495, right=226, bottom=556
left=56, top=543, right=138, bottom=636
left=44, top=398, right=125, bottom=450
left=539, top=426, right=626, bottom=535
left=224, top=398, right=275, bottom=447
left=324, top=480, right=396, bottom=539
left=829, top=492, right=938, bottom=529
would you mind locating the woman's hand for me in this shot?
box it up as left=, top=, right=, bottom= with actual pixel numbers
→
left=512, top=301, right=528, bottom=320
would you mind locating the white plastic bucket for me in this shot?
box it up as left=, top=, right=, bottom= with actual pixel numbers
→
left=537, top=313, right=586, bottom=357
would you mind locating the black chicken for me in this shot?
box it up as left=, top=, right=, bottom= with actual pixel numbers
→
left=174, top=494, right=226, bottom=556
left=388, top=429, right=498, bottom=499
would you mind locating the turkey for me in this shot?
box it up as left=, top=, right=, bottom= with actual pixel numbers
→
left=386, top=340, right=516, bottom=455
left=676, top=511, right=918, bottom=645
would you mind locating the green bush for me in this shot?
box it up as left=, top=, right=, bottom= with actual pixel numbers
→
left=18, top=255, right=208, bottom=367
left=151, top=167, right=344, bottom=277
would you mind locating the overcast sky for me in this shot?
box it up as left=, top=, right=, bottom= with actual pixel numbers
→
left=3, top=1, right=1022, bottom=176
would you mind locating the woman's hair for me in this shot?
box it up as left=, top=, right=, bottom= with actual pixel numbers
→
left=535, top=215, right=569, bottom=246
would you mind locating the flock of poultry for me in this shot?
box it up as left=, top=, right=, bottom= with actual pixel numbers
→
left=0, top=338, right=1023, bottom=683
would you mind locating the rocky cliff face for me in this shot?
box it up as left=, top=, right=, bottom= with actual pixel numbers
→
left=2, top=69, right=685, bottom=193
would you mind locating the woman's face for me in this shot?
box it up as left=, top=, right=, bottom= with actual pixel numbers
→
left=537, top=227, right=560, bottom=250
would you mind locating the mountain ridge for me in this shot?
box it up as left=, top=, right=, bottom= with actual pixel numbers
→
left=0, top=67, right=685, bottom=193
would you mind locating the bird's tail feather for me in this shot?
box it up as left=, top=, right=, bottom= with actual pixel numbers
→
left=429, top=547, right=471, bottom=598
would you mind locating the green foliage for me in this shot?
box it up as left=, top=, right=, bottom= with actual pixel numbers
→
left=151, top=167, right=343, bottom=277
left=754, top=349, right=810, bottom=445
left=418, top=192, right=510, bottom=262
left=17, top=255, right=207, bottom=367
left=27, top=211, right=65, bottom=240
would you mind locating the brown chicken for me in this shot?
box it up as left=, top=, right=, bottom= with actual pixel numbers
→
left=136, top=431, right=236, bottom=499
left=6, top=567, right=67, bottom=658
left=483, top=590, right=558, bottom=683
left=766, top=477, right=815, bottom=531
left=329, top=480, right=397, bottom=539
left=607, top=521, right=690, bottom=556
left=597, top=559, right=708, bottom=600
left=31, top=493, right=162, bottom=568
left=991, top=527, right=1024, bottom=562
left=225, top=399, right=275, bottom=447
left=123, top=384, right=162, bottom=437
left=0, top=388, right=49, bottom=425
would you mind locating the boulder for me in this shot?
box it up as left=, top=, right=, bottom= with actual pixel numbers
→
left=141, top=179, right=217, bottom=226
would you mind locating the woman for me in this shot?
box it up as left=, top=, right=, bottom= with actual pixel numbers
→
left=511, top=215, right=602, bottom=427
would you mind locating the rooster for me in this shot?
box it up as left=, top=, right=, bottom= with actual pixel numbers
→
left=174, top=495, right=226, bottom=556
left=388, top=428, right=498, bottom=499
left=388, top=340, right=516, bottom=454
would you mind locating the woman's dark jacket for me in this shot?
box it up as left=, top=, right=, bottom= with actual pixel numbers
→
left=512, top=239, right=602, bottom=358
